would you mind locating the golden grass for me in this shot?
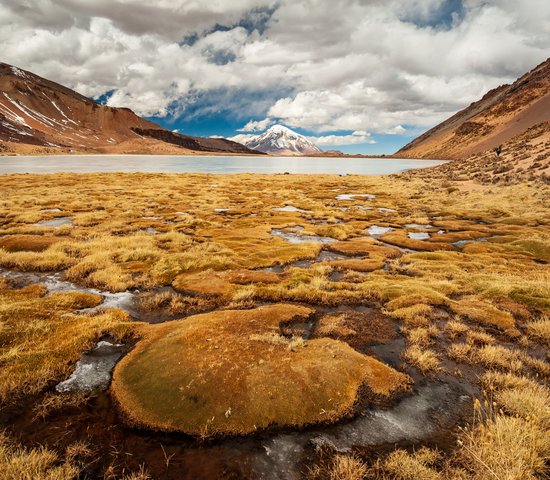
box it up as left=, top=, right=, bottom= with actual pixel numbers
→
left=316, top=314, right=358, bottom=337
left=403, top=345, right=441, bottom=374
left=329, top=237, right=402, bottom=258
left=449, top=296, right=520, bottom=337
left=403, top=326, right=438, bottom=347
left=383, top=448, right=443, bottom=480
left=307, top=454, right=369, bottom=480
left=328, top=258, right=386, bottom=272
left=526, top=315, right=550, bottom=346
left=0, top=171, right=549, bottom=475
left=0, top=235, right=61, bottom=253
left=386, top=304, right=433, bottom=327
left=445, top=319, right=469, bottom=340
left=457, top=400, right=550, bottom=480
left=473, top=345, right=524, bottom=372
left=112, top=304, right=411, bottom=435
left=172, top=268, right=281, bottom=297
left=0, top=431, right=80, bottom=480
left=0, top=431, right=150, bottom=480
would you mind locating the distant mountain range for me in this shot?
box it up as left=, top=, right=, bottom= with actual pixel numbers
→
left=231, top=125, right=322, bottom=155
left=398, top=57, right=550, bottom=161
left=0, top=63, right=260, bottom=156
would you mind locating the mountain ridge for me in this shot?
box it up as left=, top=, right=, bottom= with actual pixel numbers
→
left=397, top=57, right=550, bottom=160
left=0, top=63, right=260, bottom=156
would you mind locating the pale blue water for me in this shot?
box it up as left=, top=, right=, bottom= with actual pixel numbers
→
left=0, top=155, right=446, bottom=174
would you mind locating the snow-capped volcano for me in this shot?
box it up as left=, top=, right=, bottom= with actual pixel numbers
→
left=231, top=125, right=322, bottom=155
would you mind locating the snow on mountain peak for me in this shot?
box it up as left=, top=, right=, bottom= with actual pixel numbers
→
left=231, top=124, right=321, bottom=155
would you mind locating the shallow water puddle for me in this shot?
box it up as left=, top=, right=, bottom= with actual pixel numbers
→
left=270, top=229, right=336, bottom=244
left=34, top=216, right=73, bottom=228
left=408, top=232, right=430, bottom=240
left=272, top=205, right=309, bottom=213
left=336, top=193, right=376, bottom=201
left=452, top=237, right=488, bottom=247
left=250, top=382, right=472, bottom=479
left=56, top=340, right=127, bottom=393
left=366, top=225, right=393, bottom=237
left=405, top=223, right=433, bottom=229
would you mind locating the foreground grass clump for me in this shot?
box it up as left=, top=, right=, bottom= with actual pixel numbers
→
left=112, top=304, right=411, bottom=435
left=457, top=399, right=550, bottom=480
left=307, top=454, right=369, bottom=480
left=527, top=315, right=550, bottom=346
left=0, top=281, right=136, bottom=404
left=0, top=431, right=151, bottom=480
left=0, top=431, right=79, bottom=480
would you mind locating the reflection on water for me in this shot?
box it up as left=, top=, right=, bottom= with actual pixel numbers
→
left=0, top=155, right=446, bottom=175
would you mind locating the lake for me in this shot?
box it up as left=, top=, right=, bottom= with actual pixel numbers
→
left=0, top=155, right=446, bottom=175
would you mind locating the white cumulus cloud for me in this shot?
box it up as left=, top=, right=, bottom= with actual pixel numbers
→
left=0, top=0, right=548, bottom=137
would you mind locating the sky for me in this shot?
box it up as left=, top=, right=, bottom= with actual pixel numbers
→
left=1, top=0, right=549, bottom=154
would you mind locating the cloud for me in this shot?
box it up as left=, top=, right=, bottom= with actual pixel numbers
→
left=307, top=131, right=377, bottom=146
left=237, top=118, right=274, bottom=132
left=0, top=0, right=548, bottom=137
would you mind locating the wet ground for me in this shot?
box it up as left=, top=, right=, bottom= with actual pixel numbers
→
left=0, top=226, right=495, bottom=479
left=0, top=265, right=482, bottom=479
left=2, top=328, right=477, bottom=480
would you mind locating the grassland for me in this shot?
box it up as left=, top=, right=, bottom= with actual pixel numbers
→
left=0, top=171, right=548, bottom=479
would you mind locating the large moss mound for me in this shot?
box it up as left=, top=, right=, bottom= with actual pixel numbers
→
left=111, top=304, right=410, bottom=436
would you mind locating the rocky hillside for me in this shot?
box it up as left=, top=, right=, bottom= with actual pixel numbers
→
left=231, top=125, right=322, bottom=155
left=408, top=121, right=550, bottom=184
left=0, top=63, right=259, bottom=155
left=397, top=58, right=550, bottom=161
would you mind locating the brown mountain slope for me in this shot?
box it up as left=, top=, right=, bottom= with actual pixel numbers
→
left=0, top=63, right=260, bottom=155
left=397, top=58, right=550, bottom=160
left=406, top=121, right=550, bottom=185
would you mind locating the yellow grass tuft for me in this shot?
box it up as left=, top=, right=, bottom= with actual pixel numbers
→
left=307, top=454, right=369, bottom=480
left=403, top=345, right=441, bottom=374
left=384, top=448, right=443, bottom=480
left=526, top=315, right=550, bottom=346
left=457, top=400, right=550, bottom=480
left=450, top=296, right=520, bottom=337
left=0, top=431, right=80, bottom=480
